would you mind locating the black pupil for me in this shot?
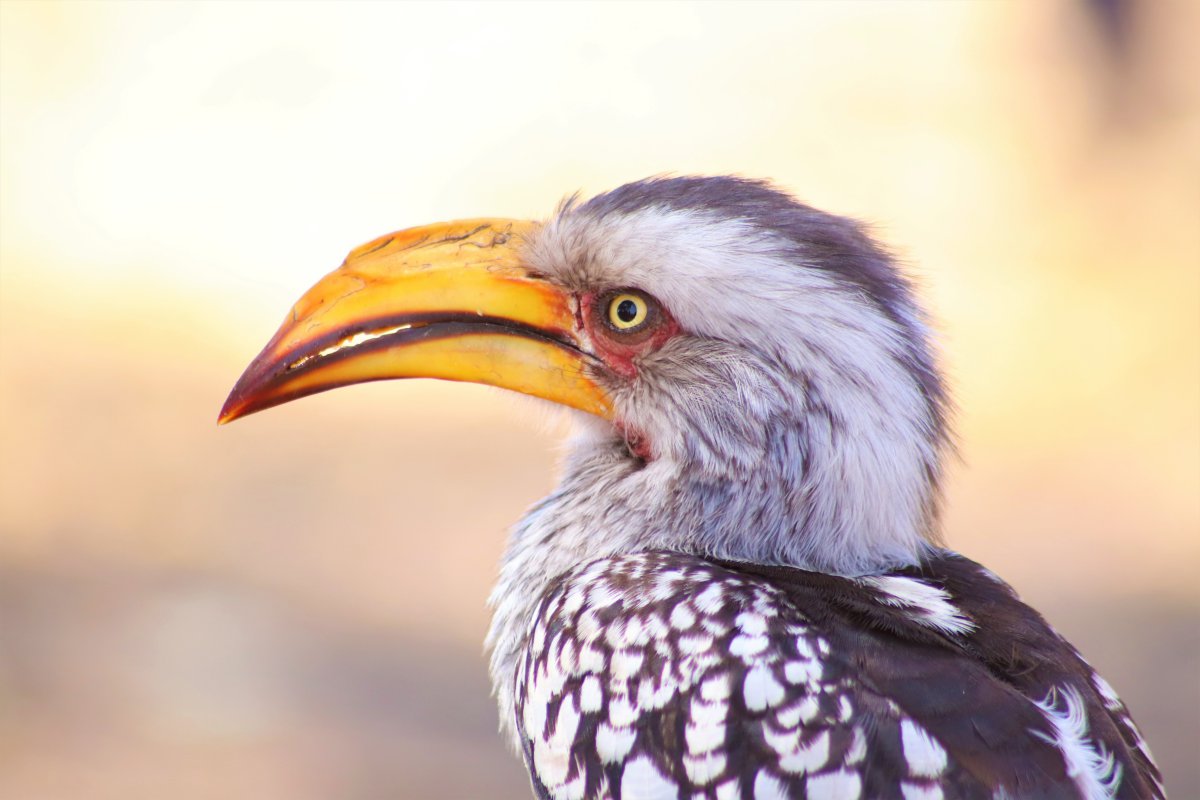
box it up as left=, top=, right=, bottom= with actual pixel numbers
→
left=616, top=299, right=640, bottom=324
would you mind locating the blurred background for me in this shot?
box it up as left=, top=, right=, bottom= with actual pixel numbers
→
left=1, top=1, right=1196, bottom=797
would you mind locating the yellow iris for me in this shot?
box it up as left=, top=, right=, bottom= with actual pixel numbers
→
left=607, top=293, right=649, bottom=330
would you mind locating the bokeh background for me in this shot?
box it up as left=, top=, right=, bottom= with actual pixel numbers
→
left=1, top=1, right=1196, bottom=797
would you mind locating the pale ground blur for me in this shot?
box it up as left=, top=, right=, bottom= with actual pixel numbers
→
left=1, top=1, right=1197, bottom=798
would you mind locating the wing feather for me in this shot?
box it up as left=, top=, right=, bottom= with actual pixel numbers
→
left=513, top=550, right=1162, bottom=800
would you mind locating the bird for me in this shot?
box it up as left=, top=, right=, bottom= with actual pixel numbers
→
left=219, top=176, right=1164, bottom=800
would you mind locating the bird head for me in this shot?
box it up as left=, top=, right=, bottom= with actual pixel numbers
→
left=220, top=177, right=949, bottom=575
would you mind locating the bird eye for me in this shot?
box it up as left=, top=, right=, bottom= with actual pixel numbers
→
left=606, top=293, right=649, bottom=331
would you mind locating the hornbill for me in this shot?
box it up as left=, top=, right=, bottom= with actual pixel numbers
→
left=220, top=177, right=1163, bottom=799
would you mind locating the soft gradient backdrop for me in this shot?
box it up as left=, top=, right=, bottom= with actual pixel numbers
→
left=1, top=1, right=1196, bottom=798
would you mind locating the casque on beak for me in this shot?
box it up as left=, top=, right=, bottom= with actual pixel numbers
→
left=218, top=219, right=612, bottom=424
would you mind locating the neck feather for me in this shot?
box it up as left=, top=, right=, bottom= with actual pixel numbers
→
left=487, top=386, right=942, bottom=743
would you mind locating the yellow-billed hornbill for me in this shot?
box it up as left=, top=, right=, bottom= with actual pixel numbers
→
left=220, top=177, right=1163, bottom=799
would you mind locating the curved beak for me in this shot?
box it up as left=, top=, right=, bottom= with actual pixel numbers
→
left=218, top=219, right=612, bottom=424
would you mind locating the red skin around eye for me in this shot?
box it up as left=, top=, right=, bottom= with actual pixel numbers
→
left=577, top=291, right=679, bottom=463
left=578, top=291, right=680, bottom=379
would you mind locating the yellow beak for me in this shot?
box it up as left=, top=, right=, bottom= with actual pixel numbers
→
left=218, top=219, right=612, bottom=424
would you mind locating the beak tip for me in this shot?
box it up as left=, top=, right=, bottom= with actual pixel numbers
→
left=216, top=399, right=239, bottom=426
left=217, top=381, right=255, bottom=426
left=218, top=353, right=278, bottom=426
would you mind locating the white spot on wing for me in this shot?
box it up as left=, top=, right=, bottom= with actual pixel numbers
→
left=692, top=583, right=726, bottom=614
left=557, top=772, right=586, bottom=800
left=689, top=697, right=729, bottom=726
left=644, top=612, right=670, bottom=641
left=533, top=694, right=580, bottom=789
left=636, top=674, right=677, bottom=711
left=624, top=616, right=647, bottom=646
left=579, top=645, right=605, bottom=673
left=1033, top=686, right=1123, bottom=799
left=685, top=718, right=725, bottom=754
left=794, top=636, right=814, bottom=659
left=580, top=675, right=603, bottom=713
left=806, top=769, right=861, bottom=799
left=612, top=648, right=646, bottom=679
left=743, top=664, right=785, bottom=711
left=578, top=610, right=602, bottom=639
left=845, top=726, right=867, bottom=765
left=783, top=659, right=822, bottom=685
left=588, top=583, right=622, bottom=609
left=683, top=750, right=726, bottom=785
left=670, top=603, right=696, bottom=630
left=776, top=695, right=819, bottom=728
left=562, top=587, right=586, bottom=614
left=777, top=729, right=830, bottom=774
left=678, top=633, right=715, bottom=655
left=753, top=770, right=788, bottom=800
left=558, top=637, right=577, bottom=673
left=605, top=618, right=629, bottom=649
left=763, top=724, right=800, bottom=757
left=554, top=693, right=581, bottom=745
left=522, top=675, right=549, bottom=740
left=532, top=737, right=571, bottom=790
left=621, top=756, right=679, bottom=800
left=736, top=611, right=768, bottom=635
left=649, top=573, right=682, bottom=602
left=1091, top=673, right=1123, bottom=712
left=837, top=695, right=853, bottom=722
left=596, top=722, right=637, bottom=764
left=860, top=576, right=974, bottom=635
left=900, top=719, right=948, bottom=778
left=730, top=634, right=770, bottom=658
left=715, top=778, right=739, bottom=800
left=609, top=694, right=638, bottom=728
left=699, top=674, right=731, bottom=702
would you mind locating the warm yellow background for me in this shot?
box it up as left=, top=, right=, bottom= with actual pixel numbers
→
left=1, top=2, right=1196, bottom=797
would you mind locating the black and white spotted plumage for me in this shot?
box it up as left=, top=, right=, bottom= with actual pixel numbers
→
left=514, top=551, right=1163, bottom=800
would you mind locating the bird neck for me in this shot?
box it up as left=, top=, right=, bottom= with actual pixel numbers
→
left=486, top=418, right=938, bottom=744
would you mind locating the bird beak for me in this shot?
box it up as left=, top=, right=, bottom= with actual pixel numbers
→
left=218, top=219, right=612, bottom=424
